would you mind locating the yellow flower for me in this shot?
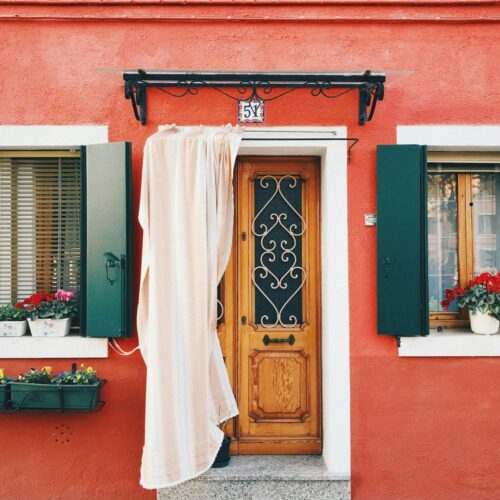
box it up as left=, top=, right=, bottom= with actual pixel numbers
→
left=42, top=366, right=52, bottom=374
left=76, top=374, right=81, bottom=380
left=0, top=368, right=4, bottom=379
left=86, top=366, right=94, bottom=373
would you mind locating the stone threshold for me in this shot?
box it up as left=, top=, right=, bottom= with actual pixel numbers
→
left=158, top=455, right=351, bottom=500
left=202, top=455, right=348, bottom=482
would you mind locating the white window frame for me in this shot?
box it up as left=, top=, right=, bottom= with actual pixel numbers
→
left=397, top=125, right=500, bottom=357
left=0, top=125, right=109, bottom=358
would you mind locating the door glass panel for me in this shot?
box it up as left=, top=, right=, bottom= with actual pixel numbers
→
left=473, top=173, right=500, bottom=275
left=253, top=175, right=305, bottom=328
left=427, top=173, right=459, bottom=312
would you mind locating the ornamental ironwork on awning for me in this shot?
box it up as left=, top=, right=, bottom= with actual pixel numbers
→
left=123, top=70, right=385, bottom=126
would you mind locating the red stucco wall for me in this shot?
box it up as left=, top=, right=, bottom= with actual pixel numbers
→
left=1, top=3, right=499, bottom=499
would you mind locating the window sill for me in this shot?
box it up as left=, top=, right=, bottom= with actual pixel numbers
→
left=0, top=334, right=108, bottom=359
left=399, top=328, right=500, bottom=357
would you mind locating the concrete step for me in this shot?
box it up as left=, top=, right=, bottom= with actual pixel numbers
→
left=157, top=455, right=350, bottom=500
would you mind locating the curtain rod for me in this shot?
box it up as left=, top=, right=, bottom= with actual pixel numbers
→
left=241, top=135, right=359, bottom=161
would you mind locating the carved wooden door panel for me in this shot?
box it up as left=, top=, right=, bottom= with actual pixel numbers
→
left=236, top=157, right=321, bottom=454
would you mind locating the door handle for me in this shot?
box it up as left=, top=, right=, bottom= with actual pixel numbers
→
left=263, top=334, right=295, bottom=346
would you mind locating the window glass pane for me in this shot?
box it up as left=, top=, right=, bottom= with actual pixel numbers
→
left=473, top=173, right=500, bottom=276
left=253, top=175, right=304, bottom=327
left=0, top=155, right=80, bottom=305
left=428, top=173, right=459, bottom=312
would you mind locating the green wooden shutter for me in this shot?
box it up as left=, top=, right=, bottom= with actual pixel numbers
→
left=377, top=145, right=429, bottom=337
left=81, top=142, right=132, bottom=338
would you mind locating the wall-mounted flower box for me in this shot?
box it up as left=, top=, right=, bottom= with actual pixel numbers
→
left=9, top=382, right=103, bottom=411
left=0, top=384, right=8, bottom=410
left=0, top=366, right=106, bottom=413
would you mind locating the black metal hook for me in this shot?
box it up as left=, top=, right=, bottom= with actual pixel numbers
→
left=104, top=252, right=120, bottom=285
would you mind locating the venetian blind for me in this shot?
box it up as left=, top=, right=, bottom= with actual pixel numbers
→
left=0, top=151, right=80, bottom=305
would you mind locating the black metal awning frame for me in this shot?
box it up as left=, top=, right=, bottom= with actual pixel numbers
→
left=123, top=70, right=385, bottom=126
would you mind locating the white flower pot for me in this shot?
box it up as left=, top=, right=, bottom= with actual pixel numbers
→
left=469, top=311, right=500, bottom=335
left=0, top=320, right=27, bottom=337
left=28, top=318, right=72, bottom=337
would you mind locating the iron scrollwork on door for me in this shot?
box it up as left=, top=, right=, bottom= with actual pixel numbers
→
left=217, top=283, right=224, bottom=328
left=252, top=175, right=307, bottom=329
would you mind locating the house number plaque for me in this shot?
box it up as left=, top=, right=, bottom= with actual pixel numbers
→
left=238, top=99, right=265, bottom=124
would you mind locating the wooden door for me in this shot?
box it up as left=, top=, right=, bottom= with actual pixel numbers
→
left=235, top=156, right=321, bottom=454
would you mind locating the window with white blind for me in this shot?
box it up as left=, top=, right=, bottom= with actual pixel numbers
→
left=0, top=151, right=81, bottom=306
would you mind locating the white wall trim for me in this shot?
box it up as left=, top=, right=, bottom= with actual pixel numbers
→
left=1, top=336, right=108, bottom=358
left=239, top=126, right=351, bottom=478
left=0, top=125, right=108, bottom=147
left=399, top=330, right=500, bottom=357
left=397, top=124, right=500, bottom=358
left=397, top=125, right=500, bottom=149
left=0, top=124, right=108, bottom=358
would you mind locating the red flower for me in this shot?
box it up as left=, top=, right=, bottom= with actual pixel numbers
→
left=30, top=295, right=42, bottom=307
left=440, top=299, right=450, bottom=311
left=475, top=272, right=493, bottom=285
left=14, top=302, right=24, bottom=309
left=22, top=291, right=53, bottom=308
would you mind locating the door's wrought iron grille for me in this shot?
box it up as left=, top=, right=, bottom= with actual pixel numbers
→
left=217, top=283, right=224, bottom=327
left=252, top=175, right=306, bottom=328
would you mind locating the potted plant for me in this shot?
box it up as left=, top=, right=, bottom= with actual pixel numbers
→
left=17, top=289, right=78, bottom=337
left=10, top=365, right=103, bottom=410
left=0, top=304, right=28, bottom=337
left=10, top=367, right=55, bottom=409
left=0, top=369, right=13, bottom=409
left=441, top=272, right=500, bottom=335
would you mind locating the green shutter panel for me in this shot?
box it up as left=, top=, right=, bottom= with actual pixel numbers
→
left=81, top=142, right=132, bottom=338
left=377, top=145, right=429, bottom=337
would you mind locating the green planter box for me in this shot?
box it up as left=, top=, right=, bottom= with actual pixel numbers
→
left=0, top=384, right=7, bottom=409
left=62, top=384, right=102, bottom=410
left=10, top=382, right=102, bottom=410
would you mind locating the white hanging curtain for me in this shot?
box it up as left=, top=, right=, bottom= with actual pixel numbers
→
left=137, top=125, right=242, bottom=489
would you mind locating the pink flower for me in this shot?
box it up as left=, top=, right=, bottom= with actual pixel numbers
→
left=54, top=289, right=75, bottom=302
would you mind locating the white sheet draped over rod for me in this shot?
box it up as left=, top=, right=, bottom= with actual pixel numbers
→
left=137, top=125, right=242, bottom=489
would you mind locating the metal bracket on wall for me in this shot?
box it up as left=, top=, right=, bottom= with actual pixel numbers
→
left=123, top=70, right=385, bottom=126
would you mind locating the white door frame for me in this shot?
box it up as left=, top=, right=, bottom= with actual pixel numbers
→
left=239, top=126, right=350, bottom=477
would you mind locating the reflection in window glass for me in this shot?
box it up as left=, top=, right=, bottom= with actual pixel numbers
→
left=428, top=173, right=458, bottom=312
left=473, top=174, right=500, bottom=276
